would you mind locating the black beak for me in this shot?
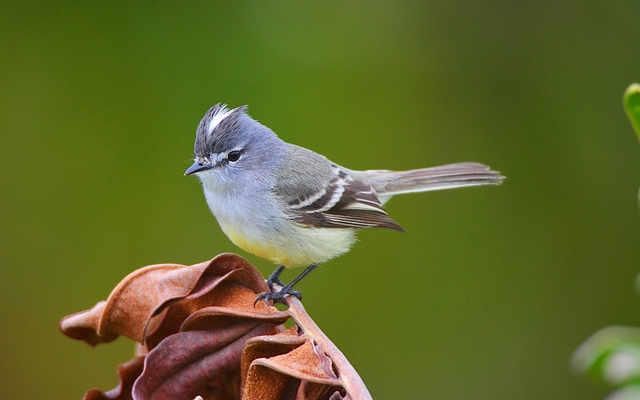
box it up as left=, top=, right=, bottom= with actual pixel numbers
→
left=184, top=161, right=212, bottom=176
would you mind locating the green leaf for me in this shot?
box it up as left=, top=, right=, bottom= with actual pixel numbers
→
left=571, top=326, right=640, bottom=387
left=624, top=84, right=640, bottom=141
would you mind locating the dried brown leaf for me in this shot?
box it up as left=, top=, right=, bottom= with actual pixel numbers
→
left=59, top=302, right=119, bottom=346
left=132, top=321, right=270, bottom=400
left=60, top=253, right=268, bottom=345
left=243, top=333, right=343, bottom=400
left=240, top=295, right=372, bottom=400
left=84, top=356, right=145, bottom=400
left=61, top=254, right=372, bottom=400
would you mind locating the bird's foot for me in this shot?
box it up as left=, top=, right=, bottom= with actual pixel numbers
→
left=254, top=284, right=302, bottom=306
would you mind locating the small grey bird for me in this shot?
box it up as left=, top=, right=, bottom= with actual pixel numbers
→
left=185, top=104, right=504, bottom=303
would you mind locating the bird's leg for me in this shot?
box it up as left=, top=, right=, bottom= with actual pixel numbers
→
left=255, top=263, right=320, bottom=306
left=282, top=263, right=319, bottom=292
left=265, top=265, right=286, bottom=288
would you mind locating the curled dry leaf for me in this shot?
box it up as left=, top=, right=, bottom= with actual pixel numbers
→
left=60, top=253, right=371, bottom=400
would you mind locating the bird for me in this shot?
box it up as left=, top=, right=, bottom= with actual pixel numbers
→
left=185, top=104, right=504, bottom=304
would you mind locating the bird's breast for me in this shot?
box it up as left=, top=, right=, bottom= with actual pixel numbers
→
left=203, top=187, right=357, bottom=267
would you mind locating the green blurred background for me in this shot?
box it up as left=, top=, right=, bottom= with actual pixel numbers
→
left=2, top=1, right=640, bottom=399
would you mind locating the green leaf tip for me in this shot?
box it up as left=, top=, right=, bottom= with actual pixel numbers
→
left=624, top=83, right=640, bottom=142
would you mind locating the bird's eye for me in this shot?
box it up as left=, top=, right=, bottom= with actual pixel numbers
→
left=227, top=150, right=241, bottom=162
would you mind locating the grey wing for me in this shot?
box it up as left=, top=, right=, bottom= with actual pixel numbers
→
left=274, top=145, right=404, bottom=231
left=290, top=172, right=406, bottom=231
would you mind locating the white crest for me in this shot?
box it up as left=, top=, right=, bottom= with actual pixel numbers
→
left=207, top=105, right=234, bottom=137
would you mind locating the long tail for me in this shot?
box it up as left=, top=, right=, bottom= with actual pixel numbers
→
left=362, top=162, right=504, bottom=204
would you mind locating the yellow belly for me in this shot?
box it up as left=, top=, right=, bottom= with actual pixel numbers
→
left=224, top=226, right=296, bottom=265
left=221, top=223, right=356, bottom=268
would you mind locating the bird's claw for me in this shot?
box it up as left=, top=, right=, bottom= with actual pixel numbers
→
left=254, top=286, right=302, bottom=307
